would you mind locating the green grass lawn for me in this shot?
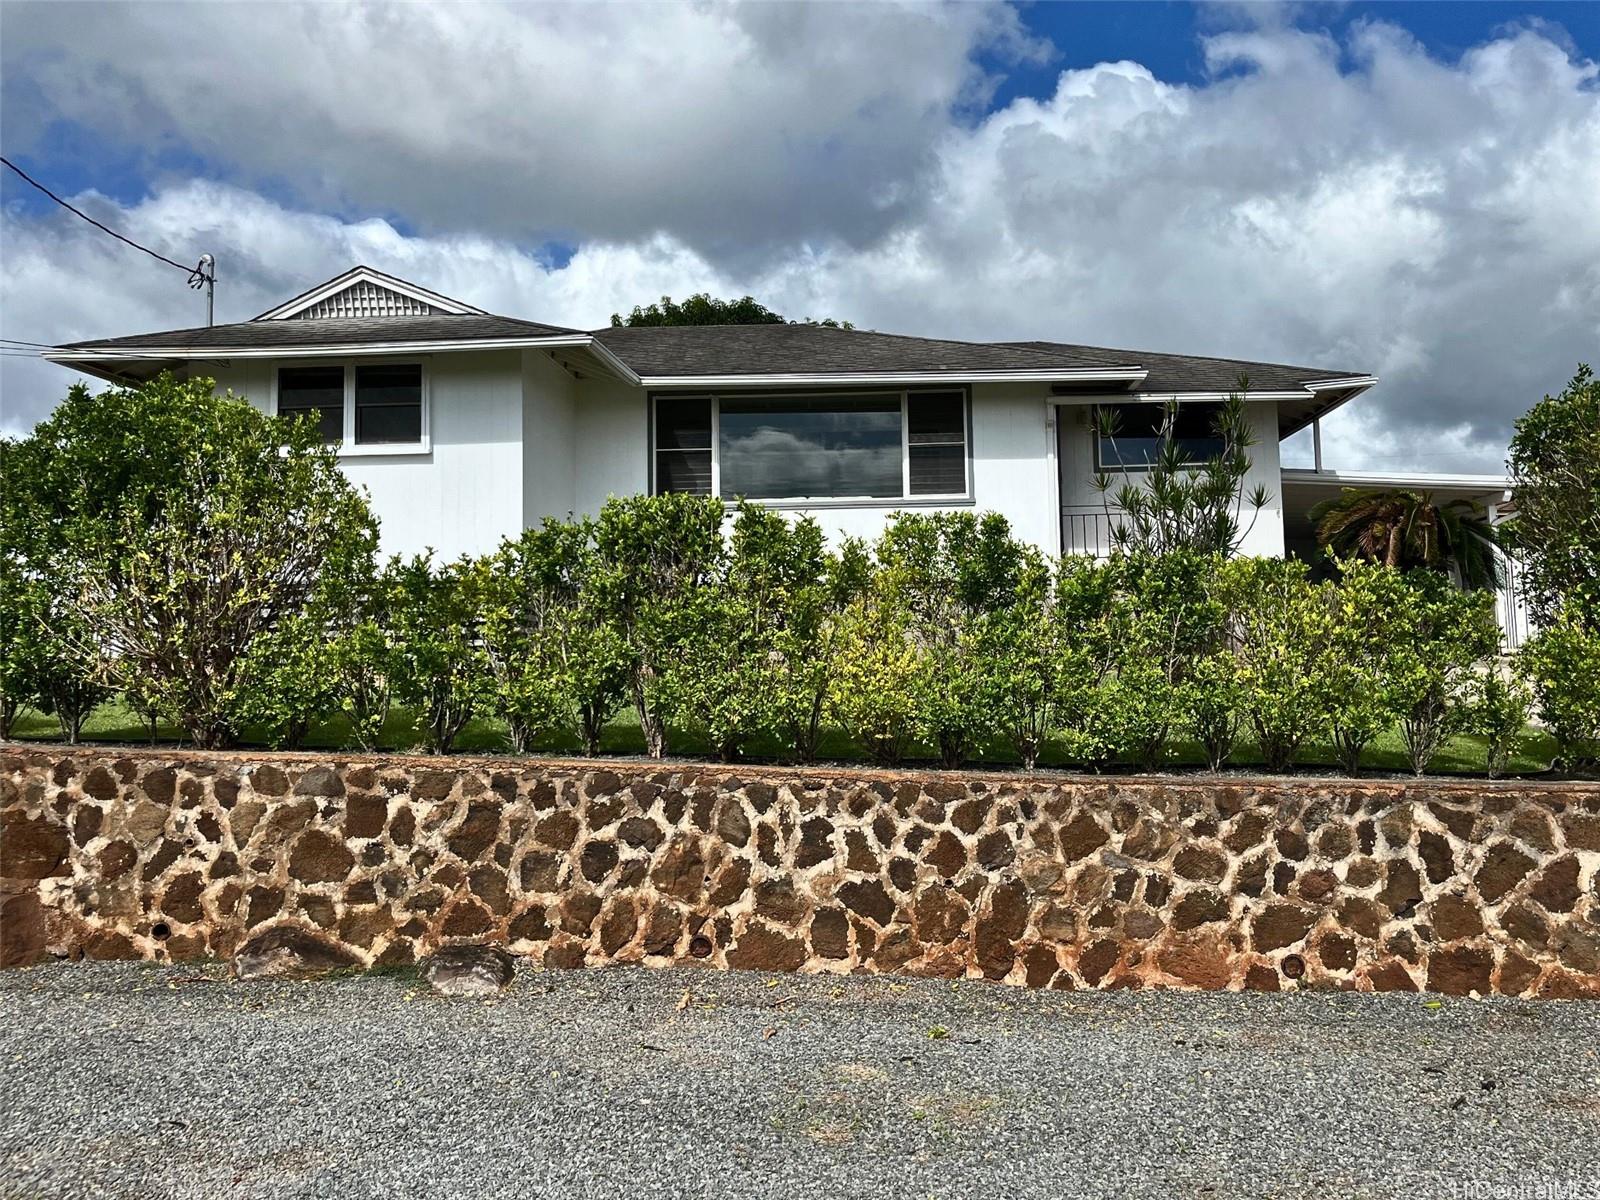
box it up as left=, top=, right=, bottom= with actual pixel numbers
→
left=6, top=696, right=1561, bottom=777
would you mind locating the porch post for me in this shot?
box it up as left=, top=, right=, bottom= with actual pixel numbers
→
left=1312, top=416, right=1324, bottom=473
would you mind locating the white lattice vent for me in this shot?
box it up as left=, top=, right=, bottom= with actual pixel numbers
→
left=295, top=281, right=441, bottom=319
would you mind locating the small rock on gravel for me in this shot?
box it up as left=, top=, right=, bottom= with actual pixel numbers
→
left=232, top=923, right=361, bottom=980
left=419, top=944, right=515, bottom=996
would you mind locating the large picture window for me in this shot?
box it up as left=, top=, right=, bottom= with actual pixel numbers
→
left=1094, top=401, right=1224, bottom=470
left=274, top=362, right=428, bottom=452
left=652, top=389, right=970, bottom=502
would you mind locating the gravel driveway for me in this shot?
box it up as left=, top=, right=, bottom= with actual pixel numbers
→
left=2, top=960, right=1596, bottom=1200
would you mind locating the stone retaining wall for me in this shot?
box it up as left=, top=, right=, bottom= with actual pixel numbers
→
left=3, top=746, right=1598, bottom=997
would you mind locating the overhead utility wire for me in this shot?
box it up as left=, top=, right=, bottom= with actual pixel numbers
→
left=1, top=156, right=214, bottom=284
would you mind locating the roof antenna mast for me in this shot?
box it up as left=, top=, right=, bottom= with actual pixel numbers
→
left=189, top=254, right=215, bottom=326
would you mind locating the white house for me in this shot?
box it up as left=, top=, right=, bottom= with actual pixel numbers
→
left=47, top=265, right=1523, bottom=641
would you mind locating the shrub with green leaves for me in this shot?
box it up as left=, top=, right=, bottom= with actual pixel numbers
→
left=590, top=493, right=725, bottom=758
left=477, top=520, right=628, bottom=755
left=1316, top=558, right=1413, bottom=774
left=1101, top=552, right=1221, bottom=769
left=659, top=504, right=841, bottom=762
left=871, top=512, right=1030, bottom=768
left=6, top=374, right=376, bottom=748
left=1184, top=649, right=1244, bottom=773
left=1218, top=557, right=1331, bottom=772
left=828, top=587, right=930, bottom=767
left=1468, top=670, right=1534, bottom=779
left=767, top=535, right=870, bottom=762
left=1387, top=572, right=1500, bottom=776
left=234, top=609, right=339, bottom=750
left=1048, top=556, right=1120, bottom=767
left=384, top=553, right=491, bottom=754
left=1519, top=614, right=1600, bottom=768
left=1505, top=364, right=1600, bottom=628
left=978, top=552, right=1078, bottom=770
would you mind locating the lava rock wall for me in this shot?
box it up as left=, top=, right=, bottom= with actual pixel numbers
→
left=3, top=747, right=1598, bottom=997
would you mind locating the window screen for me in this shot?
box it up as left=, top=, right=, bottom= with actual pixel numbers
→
left=907, top=390, right=967, bottom=495
left=354, top=364, right=423, bottom=444
left=654, top=396, right=713, bottom=495
left=277, top=366, right=344, bottom=442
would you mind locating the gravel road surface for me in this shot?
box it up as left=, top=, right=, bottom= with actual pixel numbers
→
left=2, top=960, right=1596, bottom=1200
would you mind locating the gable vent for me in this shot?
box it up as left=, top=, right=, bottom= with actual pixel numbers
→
left=295, top=280, right=441, bottom=319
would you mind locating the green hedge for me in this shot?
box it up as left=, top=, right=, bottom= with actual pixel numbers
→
left=5, top=377, right=1596, bottom=774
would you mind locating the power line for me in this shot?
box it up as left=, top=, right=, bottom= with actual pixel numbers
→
left=1, top=156, right=213, bottom=284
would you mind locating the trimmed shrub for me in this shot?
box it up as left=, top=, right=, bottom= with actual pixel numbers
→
left=1468, top=670, right=1534, bottom=779
left=829, top=585, right=929, bottom=767
left=384, top=554, right=491, bottom=754
left=872, top=512, right=1028, bottom=768
left=1101, top=552, right=1221, bottom=770
left=1520, top=613, right=1600, bottom=768
left=478, top=520, right=629, bottom=756
left=1387, top=572, right=1501, bottom=776
left=590, top=493, right=725, bottom=759
left=1317, top=559, right=1413, bottom=774
left=1218, top=557, right=1330, bottom=772
left=767, top=535, right=870, bottom=763
left=658, top=503, right=830, bottom=762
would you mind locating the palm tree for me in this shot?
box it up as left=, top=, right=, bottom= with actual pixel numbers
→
left=1309, top=488, right=1505, bottom=590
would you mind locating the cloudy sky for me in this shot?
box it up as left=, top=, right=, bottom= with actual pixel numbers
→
left=2, top=1, right=1596, bottom=472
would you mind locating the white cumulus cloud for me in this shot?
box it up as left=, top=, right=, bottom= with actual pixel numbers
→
left=2, top=7, right=1596, bottom=475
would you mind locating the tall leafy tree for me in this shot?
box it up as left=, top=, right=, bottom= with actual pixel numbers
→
left=8, top=374, right=376, bottom=749
left=611, top=293, right=852, bottom=329
left=1309, top=488, right=1504, bottom=590
left=1505, top=363, right=1600, bottom=628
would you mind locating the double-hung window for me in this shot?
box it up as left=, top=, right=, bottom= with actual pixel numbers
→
left=1093, top=401, right=1223, bottom=471
left=274, top=362, right=428, bottom=452
left=651, top=389, right=970, bottom=502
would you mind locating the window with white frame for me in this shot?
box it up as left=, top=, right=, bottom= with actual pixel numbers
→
left=1093, top=401, right=1224, bottom=471
left=274, top=362, right=427, bottom=450
left=652, top=389, right=970, bottom=502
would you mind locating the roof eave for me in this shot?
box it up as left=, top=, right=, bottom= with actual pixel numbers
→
left=45, top=333, right=645, bottom=386
left=639, top=368, right=1149, bottom=389
left=1276, top=375, right=1379, bottom=439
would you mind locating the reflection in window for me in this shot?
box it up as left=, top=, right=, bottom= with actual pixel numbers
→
left=719, top=396, right=902, bottom=500
left=652, top=390, right=971, bottom=502
left=1095, top=402, right=1224, bottom=470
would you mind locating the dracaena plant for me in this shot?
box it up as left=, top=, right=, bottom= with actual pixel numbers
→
left=1093, top=377, right=1269, bottom=559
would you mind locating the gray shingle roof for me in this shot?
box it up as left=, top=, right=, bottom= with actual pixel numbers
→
left=54, top=311, right=1370, bottom=404
left=592, top=323, right=1137, bottom=378
left=1001, top=341, right=1367, bottom=394
left=58, top=313, right=583, bottom=352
